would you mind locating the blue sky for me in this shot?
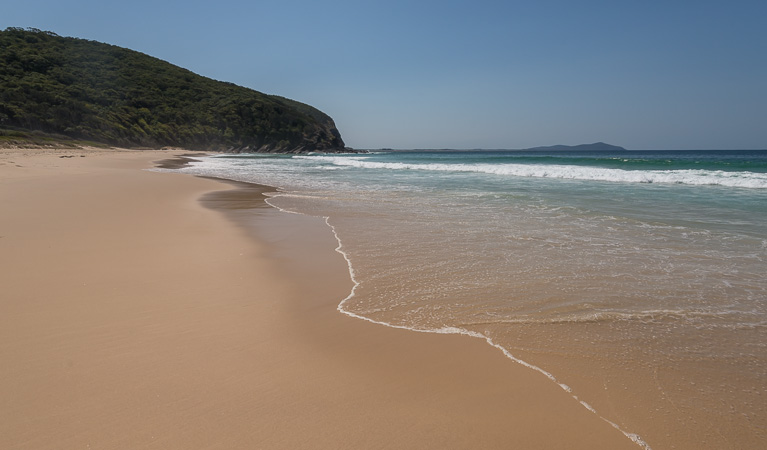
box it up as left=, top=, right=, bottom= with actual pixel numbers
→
left=3, top=0, right=766, bottom=149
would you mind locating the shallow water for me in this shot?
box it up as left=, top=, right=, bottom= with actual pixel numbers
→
left=163, top=150, right=767, bottom=449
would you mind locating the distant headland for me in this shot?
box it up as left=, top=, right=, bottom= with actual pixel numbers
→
left=524, top=142, right=627, bottom=151
left=376, top=143, right=628, bottom=152
left=0, top=27, right=349, bottom=153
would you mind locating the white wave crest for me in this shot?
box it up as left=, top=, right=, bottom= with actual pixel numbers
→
left=300, top=156, right=767, bottom=189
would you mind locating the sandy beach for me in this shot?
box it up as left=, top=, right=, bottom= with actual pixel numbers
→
left=0, top=148, right=638, bottom=449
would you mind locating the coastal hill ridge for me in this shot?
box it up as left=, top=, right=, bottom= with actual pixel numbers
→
left=0, top=27, right=347, bottom=153
left=525, top=142, right=626, bottom=151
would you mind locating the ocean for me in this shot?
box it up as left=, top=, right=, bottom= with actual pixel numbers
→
left=163, top=149, right=767, bottom=449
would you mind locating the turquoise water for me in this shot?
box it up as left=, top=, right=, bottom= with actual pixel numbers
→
left=166, top=149, right=767, bottom=448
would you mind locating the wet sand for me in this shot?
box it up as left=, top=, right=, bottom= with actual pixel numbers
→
left=0, top=148, right=637, bottom=449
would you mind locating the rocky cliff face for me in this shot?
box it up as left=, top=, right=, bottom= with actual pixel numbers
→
left=222, top=95, right=348, bottom=153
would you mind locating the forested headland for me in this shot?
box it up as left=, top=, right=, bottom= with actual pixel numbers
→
left=0, top=27, right=347, bottom=152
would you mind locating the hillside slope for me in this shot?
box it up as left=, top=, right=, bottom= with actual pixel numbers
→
left=0, top=27, right=347, bottom=153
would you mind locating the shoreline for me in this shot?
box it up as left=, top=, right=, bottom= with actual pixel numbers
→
left=165, top=154, right=647, bottom=449
left=322, top=208, right=650, bottom=448
left=1, top=148, right=638, bottom=449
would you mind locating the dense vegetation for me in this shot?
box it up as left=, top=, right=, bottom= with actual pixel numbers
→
left=0, top=27, right=346, bottom=152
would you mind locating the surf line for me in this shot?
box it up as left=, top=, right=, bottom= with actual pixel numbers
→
left=263, top=193, right=651, bottom=450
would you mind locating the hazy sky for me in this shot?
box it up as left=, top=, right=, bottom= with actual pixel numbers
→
left=3, top=0, right=766, bottom=149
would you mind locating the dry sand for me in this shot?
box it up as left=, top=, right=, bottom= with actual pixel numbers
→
left=0, top=148, right=638, bottom=449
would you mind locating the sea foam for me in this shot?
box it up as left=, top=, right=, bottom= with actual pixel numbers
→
left=298, top=156, right=767, bottom=189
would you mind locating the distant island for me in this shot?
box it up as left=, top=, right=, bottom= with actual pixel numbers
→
left=0, top=27, right=348, bottom=153
left=525, top=142, right=626, bottom=151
